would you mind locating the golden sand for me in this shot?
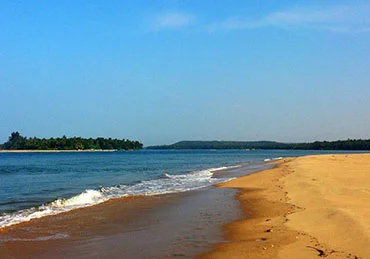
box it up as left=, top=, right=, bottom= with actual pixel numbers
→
left=200, top=154, right=370, bottom=259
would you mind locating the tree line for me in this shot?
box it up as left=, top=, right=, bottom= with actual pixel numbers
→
left=0, top=132, right=143, bottom=151
left=288, top=139, right=370, bottom=150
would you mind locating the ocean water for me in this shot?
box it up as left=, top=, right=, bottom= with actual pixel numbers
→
left=0, top=149, right=356, bottom=229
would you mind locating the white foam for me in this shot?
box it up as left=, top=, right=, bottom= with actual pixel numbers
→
left=2, top=233, right=69, bottom=242
left=0, top=190, right=109, bottom=229
left=120, top=169, right=228, bottom=196
left=0, top=167, right=234, bottom=229
left=208, top=165, right=242, bottom=172
left=50, top=190, right=108, bottom=208
left=264, top=157, right=284, bottom=162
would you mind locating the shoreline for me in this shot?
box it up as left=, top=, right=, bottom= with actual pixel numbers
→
left=1, top=163, right=270, bottom=258
left=3, top=153, right=370, bottom=258
left=0, top=161, right=268, bottom=231
left=200, top=154, right=370, bottom=258
left=0, top=189, right=240, bottom=258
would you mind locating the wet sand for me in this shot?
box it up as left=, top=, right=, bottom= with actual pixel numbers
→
left=0, top=163, right=270, bottom=259
left=0, top=190, right=237, bottom=258
left=201, top=154, right=370, bottom=258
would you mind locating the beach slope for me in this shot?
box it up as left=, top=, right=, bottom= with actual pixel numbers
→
left=201, top=154, right=370, bottom=258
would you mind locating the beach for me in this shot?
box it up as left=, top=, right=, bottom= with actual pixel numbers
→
left=1, top=189, right=239, bottom=259
left=201, top=154, right=370, bottom=258
left=1, top=153, right=370, bottom=258
left=1, top=160, right=266, bottom=259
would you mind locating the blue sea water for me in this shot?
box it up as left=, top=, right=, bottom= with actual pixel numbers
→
left=0, top=149, right=359, bottom=229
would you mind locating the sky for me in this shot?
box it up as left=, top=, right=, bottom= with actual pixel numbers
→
left=1, top=0, right=370, bottom=146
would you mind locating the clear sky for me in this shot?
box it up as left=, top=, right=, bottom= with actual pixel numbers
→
left=1, top=0, right=370, bottom=146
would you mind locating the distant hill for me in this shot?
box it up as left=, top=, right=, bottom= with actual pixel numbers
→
left=147, top=140, right=288, bottom=150
left=147, top=139, right=370, bottom=150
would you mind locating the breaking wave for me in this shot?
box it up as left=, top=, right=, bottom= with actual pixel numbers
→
left=0, top=166, right=235, bottom=229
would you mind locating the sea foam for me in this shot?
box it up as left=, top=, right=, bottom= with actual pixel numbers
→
left=2, top=233, right=69, bottom=242
left=264, top=157, right=283, bottom=162
left=0, top=165, right=235, bottom=229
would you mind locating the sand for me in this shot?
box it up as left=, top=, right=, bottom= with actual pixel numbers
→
left=200, top=154, right=370, bottom=259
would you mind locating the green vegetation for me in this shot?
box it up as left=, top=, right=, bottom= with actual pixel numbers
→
left=148, top=141, right=286, bottom=150
left=1, top=132, right=143, bottom=151
left=147, top=139, right=370, bottom=150
left=289, top=139, right=370, bottom=150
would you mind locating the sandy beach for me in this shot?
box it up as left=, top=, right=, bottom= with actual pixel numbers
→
left=0, top=157, right=272, bottom=259
left=201, top=154, right=370, bottom=259
left=2, top=154, right=370, bottom=258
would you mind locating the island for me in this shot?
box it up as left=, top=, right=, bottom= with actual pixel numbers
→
left=0, top=132, right=143, bottom=151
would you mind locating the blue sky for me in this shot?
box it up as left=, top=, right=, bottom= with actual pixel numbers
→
left=1, top=0, right=370, bottom=146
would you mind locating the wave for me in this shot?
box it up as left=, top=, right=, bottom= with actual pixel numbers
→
left=264, top=157, right=284, bottom=162
left=0, top=165, right=236, bottom=229
left=208, top=165, right=242, bottom=172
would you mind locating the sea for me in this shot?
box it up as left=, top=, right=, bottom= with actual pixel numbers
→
left=0, top=149, right=359, bottom=230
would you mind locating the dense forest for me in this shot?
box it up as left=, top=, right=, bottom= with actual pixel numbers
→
left=147, top=139, right=370, bottom=150
left=0, top=132, right=143, bottom=151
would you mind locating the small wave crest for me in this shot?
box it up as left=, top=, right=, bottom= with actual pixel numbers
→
left=161, top=173, right=172, bottom=179
left=208, top=165, right=242, bottom=172
left=50, top=190, right=108, bottom=208
left=0, top=166, right=235, bottom=229
left=264, top=157, right=284, bottom=162
left=0, top=190, right=110, bottom=230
